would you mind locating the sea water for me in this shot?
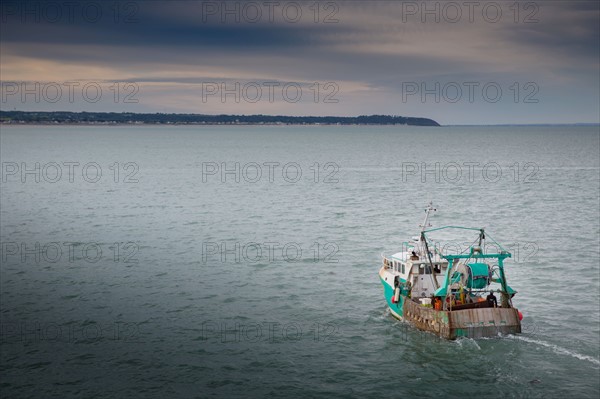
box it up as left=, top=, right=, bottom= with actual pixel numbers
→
left=1, top=125, right=599, bottom=398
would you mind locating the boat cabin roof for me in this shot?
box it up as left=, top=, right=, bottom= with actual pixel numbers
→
left=389, top=251, right=448, bottom=264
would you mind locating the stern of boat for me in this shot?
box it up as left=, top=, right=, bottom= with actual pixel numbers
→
left=403, top=298, right=521, bottom=339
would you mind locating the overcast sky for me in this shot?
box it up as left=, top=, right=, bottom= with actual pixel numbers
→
left=1, top=0, right=599, bottom=124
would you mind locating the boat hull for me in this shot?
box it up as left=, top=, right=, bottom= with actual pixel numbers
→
left=380, top=274, right=521, bottom=339
left=380, top=275, right=406, bottom=319
left=402, top=296, right=521, bottom=339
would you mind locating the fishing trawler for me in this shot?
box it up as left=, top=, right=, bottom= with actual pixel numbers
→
left=379, top=203, right=522, bottom=339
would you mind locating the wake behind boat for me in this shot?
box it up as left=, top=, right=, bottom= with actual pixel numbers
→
left=379, top=203, right=522, bottom=339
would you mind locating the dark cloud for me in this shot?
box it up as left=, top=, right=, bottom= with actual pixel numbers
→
left=2, top=1, right=597, bottom=64
left=499, top=5, right=599, bottom=62
left=0, top=0, right=346, bottom=48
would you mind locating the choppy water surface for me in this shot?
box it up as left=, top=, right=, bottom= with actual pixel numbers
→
left=1, top=125, right=599, bottom=398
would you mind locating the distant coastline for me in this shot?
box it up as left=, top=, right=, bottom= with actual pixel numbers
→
left=0, top=111, right=440, bottom=127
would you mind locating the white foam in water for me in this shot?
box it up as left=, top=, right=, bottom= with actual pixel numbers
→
left=454, top=337, right=481, bottom=350
left=512, top=335, right=600, bottom=366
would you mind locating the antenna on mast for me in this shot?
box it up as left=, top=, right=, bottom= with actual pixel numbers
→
left=420, top=201, right=437, bottom=232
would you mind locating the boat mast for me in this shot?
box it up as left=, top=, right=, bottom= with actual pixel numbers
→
left=420, top=202, right=436, bottom=233
left=478, top=228, right=485, bottom=251
left=420, top=202, right=439, bottom=289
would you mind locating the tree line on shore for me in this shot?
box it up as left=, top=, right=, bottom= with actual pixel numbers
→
left=0, top=111, right=440, bottom=126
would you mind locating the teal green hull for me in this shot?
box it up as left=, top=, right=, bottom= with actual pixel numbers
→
left=380, top=277, right=405, bottom=318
